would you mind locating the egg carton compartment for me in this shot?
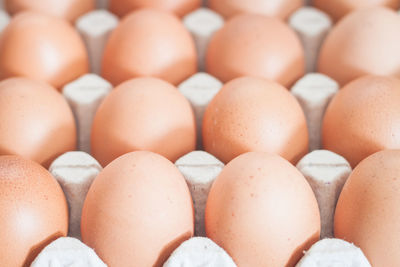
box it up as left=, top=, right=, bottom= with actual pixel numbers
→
left=0, top=0, right=399, bottom=266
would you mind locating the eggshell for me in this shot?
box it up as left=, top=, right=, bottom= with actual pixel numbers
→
left=0, top=11, right=89, bottom=90
left=322, top=75, right=400, bottom=168
left=102, top=8, right=197, bottom=86
left=206, top=152, right=320, bottom=267
left=91, top=77, right=196, bottom=167
left=4, top=0, right=95, bottom=22
left=313, top=0, right=400, bottom=22
left=334, top=149, right=400, bottom=266
left=206, top=14, right=305, bottom=87
left=0, top=155, right=68, bottom=267
left=0, top=77, right=76, bottom=167
left=318, top=7, right=400, bottom=86
left=109, top=0, right=201, bottom=18
left=208, top=0, right=303, bottom=20
left=81, top=151, right=194, bottom=267
left=203, top=76, right=308, bottom=165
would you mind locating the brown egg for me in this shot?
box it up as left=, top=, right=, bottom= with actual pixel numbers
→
left=322, top=75, right=400, bottom=168
left=4, top=0, right=95, bottom=22
left=208, top=0, right=303, bottom=20
left=334, top=149, right=400, bottom=266
left=0, top=155, right=68, bottom=266
left=0, top=11, right=89, bottom=90
left=81, top=151, right=194, bottom=266
left=313, top=0, right=400, bottom=22
left=206, top=152, right=320, bottom=266
left=91, top=77, right=196, bottom=167
left=206, top=13, right=305, bottom=87
left=318, top=7, right=400, bottom=86
left=0, top=77, right=76, bottom=167
left=109, top=0, right=201, bottom=18
left=102, top=8, right=197, bottom=87
left=203, top=76, right=308, bottom=165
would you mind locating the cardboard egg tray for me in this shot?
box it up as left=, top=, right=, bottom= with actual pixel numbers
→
left=0, top=0, right=379, bottom=266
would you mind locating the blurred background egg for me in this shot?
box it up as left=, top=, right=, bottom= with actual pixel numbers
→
left=91, top=77, right=196, bottom=167
left=313, top=0, right=400, bottom=22
left=208, top=0, right=303, bottom=20
left=109, top=0, right=201, bottom=18
left=206, top=152, right=320, bottom=266
left=203, top=76, right=308, bottom=165
left=0, top=11, right=89, bottom=90
left=0, top=77, right=76, bottom=167
left=335, top=149, right=400, bottom=266
left=322, top=75, right=400, bottom=168
left=4, top=0, right=95, bottom=22
left=206, top=13, right=305, bottom=87
left=0, top=155, right=68, bottom=266
left=102, top=8, right=197, bottom=86
left=81, top=151, right=194, bottom=266
left=318, top=7, right=400, bottom=86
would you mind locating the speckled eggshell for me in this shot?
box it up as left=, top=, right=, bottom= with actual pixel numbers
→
left=322, top=75, right=400, bottom=168
left=102, top=8, right=197, bottom=86
left=202, top=76, right=308, bottom=165
left=4, top=0, right=95, bottom=22
left=318, top=7, right=400, bottom=86
left=81, top=151, right=194, bottom=267
left=206, top=152, right=320, bottom=267
left=0, top=77, right=76, bottom=167
left=91, top=77, right=196, bottom=167
left=0, top=155, right=68, bottom=267
left=206, top=13, right=305, bottom=87
left=335, top=149, right=400, bottom=266
left=313, top=0, right=400, bottom=22
left=209, top=0, right=303, bottom=20
left=109, top=0, right=201, bottom=18
left=0, top=11, right=89, bottom=90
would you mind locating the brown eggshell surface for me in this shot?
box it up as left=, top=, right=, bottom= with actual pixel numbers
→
left=202, top=76, right=308, bottom=165
left=109, top=0, right=201, bottom=18
left=4, top=0, right=95, bottom=22
left=313, top=0, right=400, bottom=22
left=322, top=75, right=400, bottom=168
left=0, top=77, right=76, bottom=168
left=91, top=77, right=196, bottom=167
left=318, top=7, right=400, bottom=86
left=206, top=152, right=320, bottom=267
left=102, top=8, right=197, bottom=86
left=0, top=155, right=68, bottom=267
left=81, top=151, right=194, bottom=267
left=0, top=11, right=89, bottom=90
left=334, top=149, right=400, bottom=266
left=209, top=0, right=303, bottom=20
left=206, top=13, right=305, bottom=87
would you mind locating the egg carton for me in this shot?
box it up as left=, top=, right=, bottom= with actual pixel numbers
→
left=0, top=0, right=385, bottom=266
